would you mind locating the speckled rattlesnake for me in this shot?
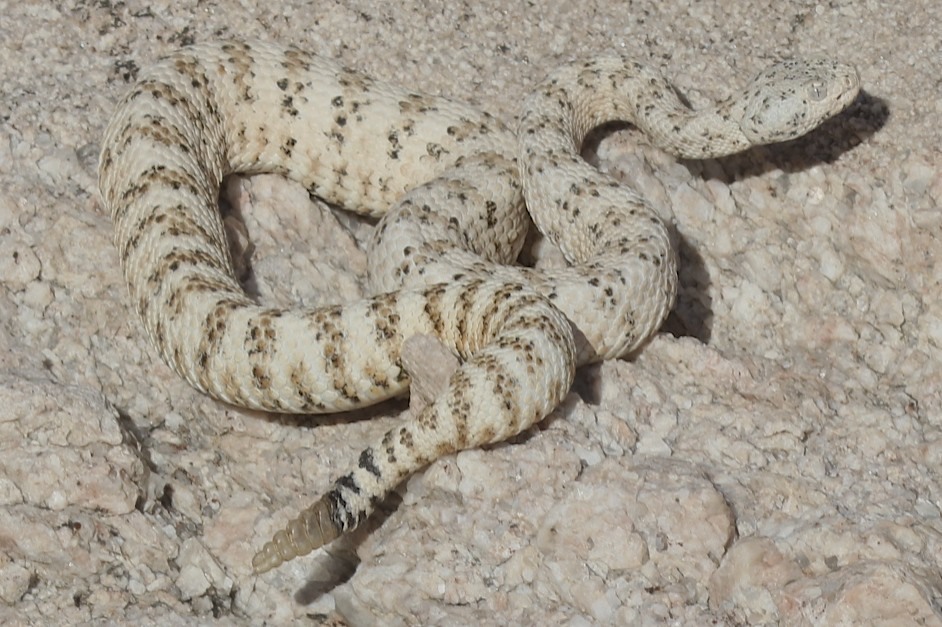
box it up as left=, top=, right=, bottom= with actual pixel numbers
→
left=97, top=40, right=859, bottom=573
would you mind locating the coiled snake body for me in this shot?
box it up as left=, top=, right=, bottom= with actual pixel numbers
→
left=98, top=40, right=859, bottom=573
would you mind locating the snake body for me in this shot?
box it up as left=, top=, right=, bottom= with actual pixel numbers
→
left=97, top=40, right=859, bottom=573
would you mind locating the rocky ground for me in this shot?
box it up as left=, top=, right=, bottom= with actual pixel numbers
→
left=1, top=0, right=940, bottom=624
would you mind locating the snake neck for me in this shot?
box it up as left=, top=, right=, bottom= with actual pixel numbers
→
left=524, top=56, right=753, bottom=162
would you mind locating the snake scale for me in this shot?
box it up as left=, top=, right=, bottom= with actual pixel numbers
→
left=97, top=40, right=859, bottom=573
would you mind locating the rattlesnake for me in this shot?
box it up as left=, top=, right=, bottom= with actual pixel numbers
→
left=97, top=40, right=859, bottom=574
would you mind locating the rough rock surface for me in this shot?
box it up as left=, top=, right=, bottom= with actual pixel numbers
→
left=1, top=1, right=940, bottom=624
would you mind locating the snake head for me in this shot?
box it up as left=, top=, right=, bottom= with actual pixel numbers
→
left=737, top=59, right=860, bottom=145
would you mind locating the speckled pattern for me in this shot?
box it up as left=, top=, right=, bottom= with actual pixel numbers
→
left=4, top=0, right=942, bottom=622
left=98, top=39, right=859, bottom=574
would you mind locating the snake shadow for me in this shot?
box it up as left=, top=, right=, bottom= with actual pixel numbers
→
left=574, top=89, right=887, bottom=404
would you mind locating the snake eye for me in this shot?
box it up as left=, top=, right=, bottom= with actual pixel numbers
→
left=808, top=81, right=827, bottom=101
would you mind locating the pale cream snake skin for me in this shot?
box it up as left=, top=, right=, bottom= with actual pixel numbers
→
left=97, top=40, right=859, bottom=573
